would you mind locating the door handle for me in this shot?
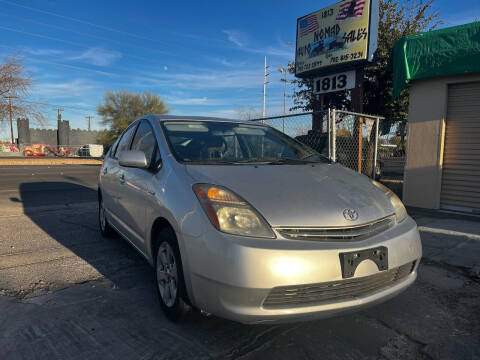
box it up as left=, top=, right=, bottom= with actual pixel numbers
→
left=120, top=173, right=125, bottom=185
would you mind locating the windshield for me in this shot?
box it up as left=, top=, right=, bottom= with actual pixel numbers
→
left=160, top=121, right=328, bottom=165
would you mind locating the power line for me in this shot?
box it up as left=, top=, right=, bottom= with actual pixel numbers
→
left=0, top=25, right=173, bottom=64
left=0, top=0, right=166, bottom=44
left=20, top=99, right=96, bottom=112
left=0, top=0, right=228, bottom=48
left=0, top=48, right=135, bottom=79
left=0, top=12, right=176, bottom=53
left=0, top=44, right=160, bottom=83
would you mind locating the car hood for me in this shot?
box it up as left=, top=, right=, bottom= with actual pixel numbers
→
left=185, top=163, right=394, bottom=227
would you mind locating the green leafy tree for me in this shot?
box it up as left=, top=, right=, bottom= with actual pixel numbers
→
left=289, top=0, right=441, bottom=125
left=97, top=90, right=169, bottom=145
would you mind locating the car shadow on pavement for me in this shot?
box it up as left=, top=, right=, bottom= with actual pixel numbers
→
left=14, top=181, right=153, bottom=294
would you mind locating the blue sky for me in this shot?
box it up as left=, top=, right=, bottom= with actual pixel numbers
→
left=0, top=0, right=478, bottom=139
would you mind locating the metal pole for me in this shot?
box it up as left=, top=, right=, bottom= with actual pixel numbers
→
left=332, top=108, right=336, bottom=162
left=357, top=117, right=363, bottom=173
left=327, top=108, right=331, bottom=160
left=86, top=116, right=93, bottom=131
left=262, top=56, right=267, bottom=121
left=372, top=117, right=380, bottom=180
left=282, top=72, right=286, bottom=133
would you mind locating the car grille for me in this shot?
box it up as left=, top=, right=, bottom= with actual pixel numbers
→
left=275, top=215, right=395, bottom=242
left=263, top=261, right=416, bottom=309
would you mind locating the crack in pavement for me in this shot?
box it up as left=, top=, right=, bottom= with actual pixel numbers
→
left=363, top=315, right=433, bottom=360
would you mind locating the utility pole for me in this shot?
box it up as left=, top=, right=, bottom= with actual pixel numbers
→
left=56, top=108, right=63, bottom=122
left=262, top=56, right=269, bottom=121
left=4, top=96, right=16, bottom=144
left=86, top=115, right=94, bottom=131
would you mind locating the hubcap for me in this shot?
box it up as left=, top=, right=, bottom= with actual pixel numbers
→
left=100, top=201, right=106, bottom=231
left=156, top=243, right=178, bottom=307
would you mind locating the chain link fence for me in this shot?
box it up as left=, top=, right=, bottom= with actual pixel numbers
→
left=331, top=110, right=382, bottom=179
left=250, top=110, right=387, bottom=180
left=377, top=120, right=407, bottom=180
left=250, top=111, right=330, bottom=157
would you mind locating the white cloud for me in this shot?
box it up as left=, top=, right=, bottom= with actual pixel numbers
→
left=164, top=65, right=168, bottom=71
left=34, top=78, right=100, bottom=98
left=23, top=48, right=64, bottom=56
left=142, top=68, right=264, bottom=90
left=69, top=47, right=122, bottom=66
left=222, top=29, right=248, bottom=47
left=207, top=56, right=249, bottom=68
left=166, top=97, right=209, bottom=105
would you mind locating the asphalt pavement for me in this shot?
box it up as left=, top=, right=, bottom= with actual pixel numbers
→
left=0, top=165, right=479, bottom=360
left=0, top=165, right=99, bottom=213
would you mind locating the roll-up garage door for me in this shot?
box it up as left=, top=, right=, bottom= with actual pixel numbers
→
left=441, top=82, right=480, bottom=213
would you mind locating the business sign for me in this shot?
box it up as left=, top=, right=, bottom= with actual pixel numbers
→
left=313, top=70, right=356, bottom=94
left=295, top=0, right=379, bottom=78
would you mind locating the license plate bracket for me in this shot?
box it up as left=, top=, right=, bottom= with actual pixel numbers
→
left=339, top=246, right=388, bottom=279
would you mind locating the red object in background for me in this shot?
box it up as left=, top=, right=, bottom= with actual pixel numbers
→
left=23, top=144, right=72, bottom=157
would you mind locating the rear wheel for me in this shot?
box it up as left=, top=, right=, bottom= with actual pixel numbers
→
left=155, top=228, right=190, bottom=322
left=99, top=197, right=115, bottom=237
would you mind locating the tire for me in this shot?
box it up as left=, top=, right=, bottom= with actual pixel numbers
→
left=154, top=227, right=190, bottom=322
left=99, top=197, right=115, bottom=237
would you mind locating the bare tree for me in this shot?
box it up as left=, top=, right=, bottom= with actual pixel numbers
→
left=0, top=55, right=45, bottom=137
left=0, top=55, right=31, bottom=97
left=236, top=107, right=263, bottom=121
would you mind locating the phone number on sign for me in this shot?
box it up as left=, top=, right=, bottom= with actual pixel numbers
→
left=329, top=51, right=364, bottom=64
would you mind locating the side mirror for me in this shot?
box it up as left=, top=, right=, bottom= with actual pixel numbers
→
left=118, top=150, right=148, bottom=168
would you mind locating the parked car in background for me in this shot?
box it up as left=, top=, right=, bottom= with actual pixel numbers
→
left=98, top=115, right=422, bottom=324
left=77, top=144, right=104, bottom=158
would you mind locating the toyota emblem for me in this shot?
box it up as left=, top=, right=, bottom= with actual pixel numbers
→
left=343, top=209, right=359, bottom=221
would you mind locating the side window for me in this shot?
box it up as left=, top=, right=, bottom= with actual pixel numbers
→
left=114, top=124, right=138, bottom=158
left=109, top=137, right=121, bottom=158
left=130, top=120, right=158, bottom=167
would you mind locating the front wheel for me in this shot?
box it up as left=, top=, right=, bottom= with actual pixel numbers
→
left=155, top=228, right=190, bottom=322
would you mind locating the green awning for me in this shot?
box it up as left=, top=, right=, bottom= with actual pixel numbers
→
left=392, top=22, right=480, bottom=99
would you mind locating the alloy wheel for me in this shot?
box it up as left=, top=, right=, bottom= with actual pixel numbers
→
left=156, top=242, right=178, bottom=307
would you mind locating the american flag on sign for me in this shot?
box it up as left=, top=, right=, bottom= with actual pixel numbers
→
left=299, top=15, right=319, bottom=37
left=336, top=0, right=366, bottom=20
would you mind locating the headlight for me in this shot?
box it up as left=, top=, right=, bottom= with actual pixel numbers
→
left=193, top=184, right=275, bottom=238
left=372, top=181, right=408, bottom=223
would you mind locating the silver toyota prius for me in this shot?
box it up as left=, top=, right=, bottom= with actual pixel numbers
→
left=98, top=115, right=422, bottom=324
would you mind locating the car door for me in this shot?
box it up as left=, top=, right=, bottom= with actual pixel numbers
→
left=107, top=123, right=139, bottom=230
left=100, top=137, right=121, bottom=212
left=119, top=119, right=162, bottom=251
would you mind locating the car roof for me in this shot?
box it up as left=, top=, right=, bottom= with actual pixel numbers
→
left=145, top=114, right=257, bottom=125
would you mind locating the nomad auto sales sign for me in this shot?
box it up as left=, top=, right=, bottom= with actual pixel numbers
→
left=295, top=0, right=379, bottom=77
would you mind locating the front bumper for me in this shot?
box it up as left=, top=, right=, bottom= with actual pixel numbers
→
left=182, top=216, right=422, bottom=324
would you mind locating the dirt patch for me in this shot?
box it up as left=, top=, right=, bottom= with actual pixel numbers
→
left=0, top=158, right=103, bottom=166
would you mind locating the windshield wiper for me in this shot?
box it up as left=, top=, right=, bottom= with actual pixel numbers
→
left=264, top=158, right=316, bottom=164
